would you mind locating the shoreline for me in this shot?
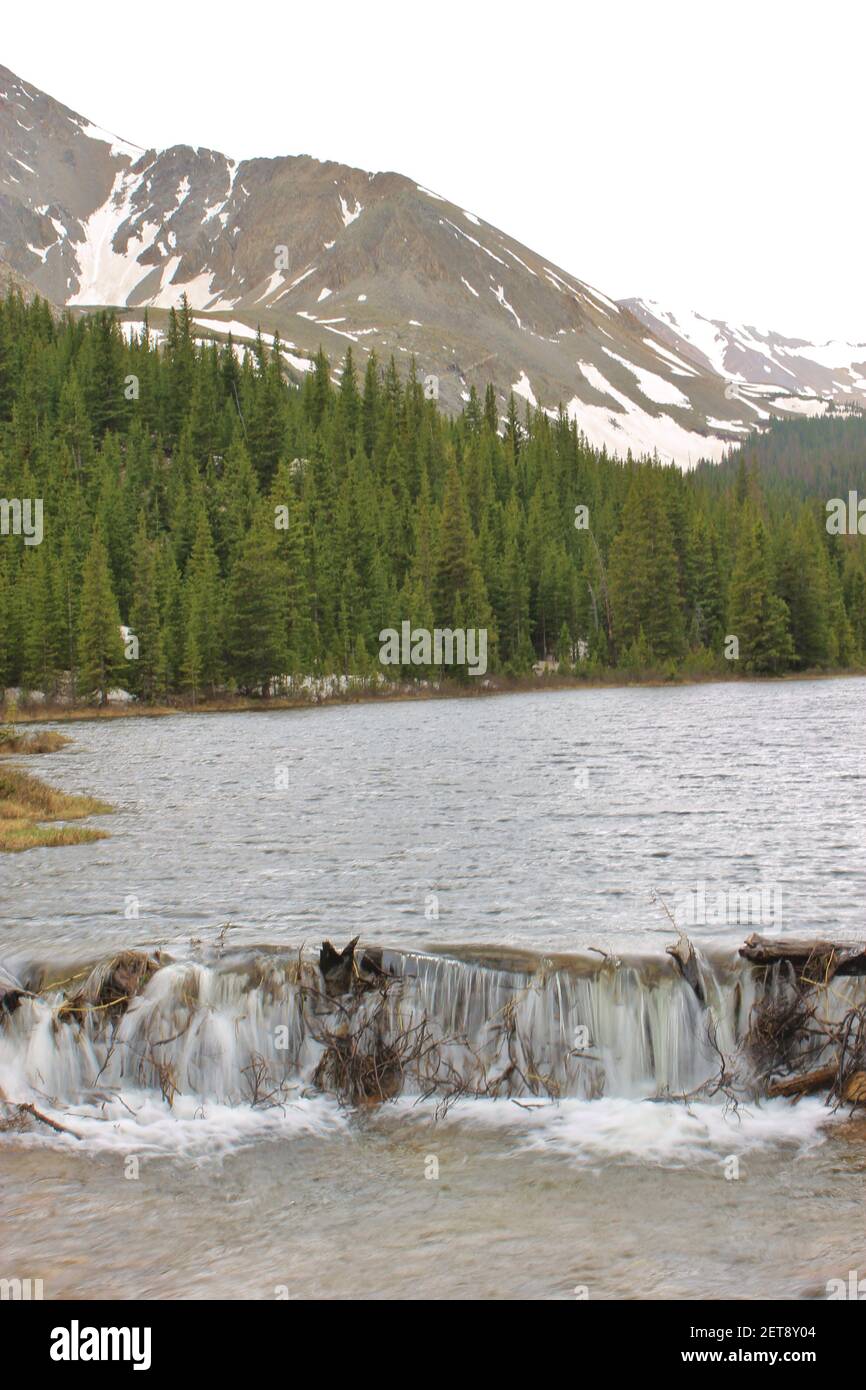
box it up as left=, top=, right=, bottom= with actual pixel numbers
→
left=3, top=664, right=865, bottom=726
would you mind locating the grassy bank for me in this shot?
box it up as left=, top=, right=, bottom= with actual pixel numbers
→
left=0, top=729, right=72, bottom=755
left=0, top=748, right=113, bottom=853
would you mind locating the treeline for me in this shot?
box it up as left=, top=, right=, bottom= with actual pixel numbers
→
left=0, top=290, right=864, bottom=701
left=694, top=412, right=866, bottom=507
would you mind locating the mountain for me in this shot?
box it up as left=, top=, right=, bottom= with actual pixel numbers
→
left=0, top=251, right=43, bottom=301
left=0, top=62, right=846, bottom=467
left=623, top=298, right=866, bottom=412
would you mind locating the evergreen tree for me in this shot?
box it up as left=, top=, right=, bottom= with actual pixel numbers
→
left=435, top=462, right=476, bottom=623
left=728, top=516, right=794, bottom=674
left=183, top=511, right=223, bottom=695
left=77, top=529, right=125, bottom=702
left=225, top=511, right=286, bottom=693
left=609, top=470, right=685, bottom=662
left=129, top=515, right=166, bottom=701
left=0, top=289, right=860, bottom=702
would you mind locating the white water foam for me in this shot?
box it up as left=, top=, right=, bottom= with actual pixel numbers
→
left=397, top=1093, right=835, bottom=1167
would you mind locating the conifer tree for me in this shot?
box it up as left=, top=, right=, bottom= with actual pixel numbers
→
left=728, top=516, right=794, bottom=674
left=77, top=529, right=125, bottom=702
left=183, top=510, right=223, bottom=695
left=0, top=290, right=861, bottom=699
left=225, top=511, right=286, bottom=693
left=435, top=462, right=476, bottom=623
left=0, top=551, right=16, bottom=688
left=609, top=470, right=684, bottom=662
left=129, top=515, right=166, bottom=702
left=20, top=545, right=61, bottom=695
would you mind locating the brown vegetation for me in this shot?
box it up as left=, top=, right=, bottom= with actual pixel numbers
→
left=0, top=728, right=72, bottom=756
left=0, top=765, right=112, bottom=852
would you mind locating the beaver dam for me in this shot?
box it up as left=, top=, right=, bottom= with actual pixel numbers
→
left=3, top=933, right=866, bottom=1136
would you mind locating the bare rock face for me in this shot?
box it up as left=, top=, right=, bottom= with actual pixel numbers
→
left=0, top=252, right=45, bottom=301
left=0, top=63, right=842, bottom=464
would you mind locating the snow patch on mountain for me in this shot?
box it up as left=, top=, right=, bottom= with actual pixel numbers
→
left=569, top=361, right=728, bottom=466
left=255, top=269, right=286, bottom=302
left=601, top=348, right=692, bottom=408
left=513, top=371, right=537, bottom=406
left=339, top=196, right=363, bottom=227
left=491, top=283, right=521, bottom=329
left=769, top=396, right=829, bottom=417
left=624, top=297, right=866, bottom=409
left=75, top=118, right=144, bottom=163
left=68, top=169, right=158, bottom=305
left=642, top=338, right=699, bottom=377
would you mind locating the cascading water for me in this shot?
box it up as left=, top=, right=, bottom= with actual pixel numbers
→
left=3, top=942, right=864, bottom=1144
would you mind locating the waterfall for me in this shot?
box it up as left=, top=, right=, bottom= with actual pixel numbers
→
left=3, top=941, right=863, bottom=1133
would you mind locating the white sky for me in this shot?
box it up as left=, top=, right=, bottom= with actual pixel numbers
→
left=5, top=0, right=865, bottom=341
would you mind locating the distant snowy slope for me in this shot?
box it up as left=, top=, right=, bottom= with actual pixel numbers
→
left=622, top=298, right=866, bottom=409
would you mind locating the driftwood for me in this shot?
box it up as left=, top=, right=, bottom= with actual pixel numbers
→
left=319, top=937, right=391, bottom=997
left=0, top=963, right=29, bottom=1018
left=308, top=939, right=560, bottom=1113
left=0, top=982, right=24, bottom=1016
left=14, top=1101, right=81, bottom=1138
left=652, top=891, right=707, bottom=1006
left=0, top=1085, right=82, bottom=1139
left=739, top=934, right=866, bottom=1109
left=319, top=936, right=360, bottom=994
left=666, top=934, right=706, bottom=1005
left=843, top=1072, right=866, bottom=1104
left=766, top=1065, right=838, bottom=1099
left=740, top=934, right=866, bottom=980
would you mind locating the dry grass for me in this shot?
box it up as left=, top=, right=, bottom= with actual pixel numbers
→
left=0, top=821, right=107, bottom=852
left=0, top=766, right=113, bottom=853
left=0, top=729, right=72, bottom=756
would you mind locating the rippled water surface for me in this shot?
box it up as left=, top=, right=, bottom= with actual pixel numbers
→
left=3, top=1103, right=866, bottom=1300
left=2, top=678, right=864, bottom=959
left=2, top=679, right=865, bottom=1301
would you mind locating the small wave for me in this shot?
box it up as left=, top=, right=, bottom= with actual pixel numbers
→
left=392, top=1094, right=835, bottom=1167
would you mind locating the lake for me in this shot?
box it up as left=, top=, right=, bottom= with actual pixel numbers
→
left=1, top=678, right=865, bottom=1300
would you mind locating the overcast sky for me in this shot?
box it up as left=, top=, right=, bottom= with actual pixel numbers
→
left=5, top=0, right=864, bottom=341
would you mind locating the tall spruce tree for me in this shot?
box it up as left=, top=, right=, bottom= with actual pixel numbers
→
left=728, top=516, right=794, bottom=674
left=609, top=469, right=685, bottom=662
left=129, top=515, right=166, bottom=701
left=77, top=529, right=125, bottom=702
left=225, top=510, right=286, bottom=693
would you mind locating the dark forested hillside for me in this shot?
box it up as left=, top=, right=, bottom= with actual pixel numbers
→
left=695, top=413, right=866, bottom=505
left=0, top=291, right=864, bottom=701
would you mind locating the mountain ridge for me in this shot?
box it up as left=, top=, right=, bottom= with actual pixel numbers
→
left=0, top=62, right=854, bottom=466
left=623, top=297, right=866, bottom=413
